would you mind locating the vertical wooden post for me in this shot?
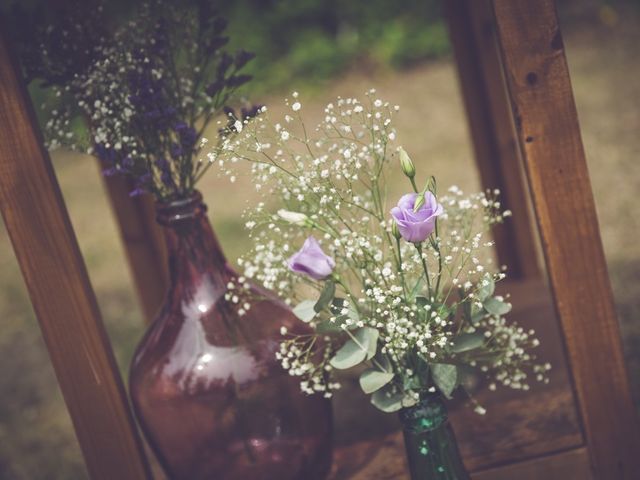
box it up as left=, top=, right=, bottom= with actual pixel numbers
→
left=99, top=167, right=168, bottom=323
left=445, top=0, right=540, bottom=279
left=0, top=35, right=151, bottom=479
left=491, top=1, right=640, bottom=478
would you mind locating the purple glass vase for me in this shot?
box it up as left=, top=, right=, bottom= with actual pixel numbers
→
left=129, top=192, right=332, bottom=480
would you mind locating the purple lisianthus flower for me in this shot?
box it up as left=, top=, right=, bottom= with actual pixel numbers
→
left=287, top=236, right=335, bottom=280
left=391, top=192, right=443, bottom=243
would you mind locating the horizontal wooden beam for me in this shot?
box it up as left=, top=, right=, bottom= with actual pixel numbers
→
left=473, top=446, right=592, bottom=480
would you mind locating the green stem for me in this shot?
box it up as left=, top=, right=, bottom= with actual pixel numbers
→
left=409, top=176, right=419, bottom=193
left=415, top=243, right=432, bottom=298
left=396, top=237, right=407, bottom=298
left=434, top=219, right=443, bottom=297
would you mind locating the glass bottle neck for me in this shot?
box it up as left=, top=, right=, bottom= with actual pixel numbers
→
left=156, top=192, right=228, bottom=297
left=399, top=394, right=470, bottom=480
left=399, top=393, right=448, bottom=433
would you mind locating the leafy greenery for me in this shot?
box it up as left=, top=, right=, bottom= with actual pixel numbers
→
left=219, top=0, right=449, bottom=93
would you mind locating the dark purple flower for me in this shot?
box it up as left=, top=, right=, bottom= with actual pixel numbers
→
left=226, top=74, right=253, bottom=88
left=287, top=236, right=335, bottom=281
left=175, top=123, right=197, bottom=147
left=234, top=49, right=256, bottom=69
left=217, top=52, right=233, bottom=77
left=161, top=171, right=173, bottom=187
left=390, top=192, right=443, bottom=243
left=102, top=166, right=119, bottom=177
left=241, top=104, right=264, bottom=121
left=170, top=143, right=183, bottom=159
left=129, top=186, right=146, bottom=197
left=122, top=156, right=134, bottom=169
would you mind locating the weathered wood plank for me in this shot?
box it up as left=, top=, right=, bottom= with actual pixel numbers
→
left=0, top=33, right=151, bottom=479
left=330, top=278, right=583, bottom=478
left=331, top=437, right=590, bottom=480
left=99, top=166, right=168, bottom=323
left=473, top=446, right=592, bottom=480
left=445, top=0, right=540, bottom=279
left=491, top=1, right=640, bottom=478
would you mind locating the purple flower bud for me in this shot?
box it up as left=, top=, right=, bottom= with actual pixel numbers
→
left=122, top=156, right=134, bottom=169
left=129, top=187, right=145, bottom=197
left=226, top=74, right=252, bottom=88
left=102, top=166, right=119, bottom=177
left=287, top=236, right=335, bottom=281
left=170, top=143, right=183, bottom=159
left=234, top=49, right=256, bottom=69
left=390, top=192, right=443, bottom=243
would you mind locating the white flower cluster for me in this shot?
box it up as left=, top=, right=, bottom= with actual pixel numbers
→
left=276, top=331, right=340, bottom=398
left=214, top=91, right=548, bottom=412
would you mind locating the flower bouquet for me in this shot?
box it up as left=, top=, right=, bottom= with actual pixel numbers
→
left=216, top=91, right=550, bottom=479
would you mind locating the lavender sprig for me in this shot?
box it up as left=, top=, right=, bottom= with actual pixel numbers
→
left=11, top=0, right=258, bottom=200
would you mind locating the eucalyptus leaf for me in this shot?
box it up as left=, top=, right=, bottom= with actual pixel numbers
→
left=415, top=296, right=429, bottom=309
left=470, top=307, right=486, bottom=325
left=347, top=301, right=360, bottom=322
left=330, top=297, right=359, bottom=322
left=403, top=375, right=422, bottom=391
left=315, top=320, right=342, bottom=334
left=329, top=327, right=379, bottom=370
left=362, top=327, right=379, bottom=360
left=462, top=300, right=472, bottom=323
left=314, top=280, right=336, bottom=313
left=451, top=332, right=485, bottom=353
left=431, top=363, right=458, bottom=398
left=330, top=297, right=346, bottom=314
left=370, top=384, right=405, bottom=413
left=359, top=369, right=395, bottom=394
left=477, top=274, right=495, bottom=301
left=292, top=300, right=317, bottom=322
left=401, top=395, right=418, bottom=408
left=483, top=297, right=512, bottom=316
left=409, top=277, right=425, bottom=300
left=373, top=353, right=392, bottom=372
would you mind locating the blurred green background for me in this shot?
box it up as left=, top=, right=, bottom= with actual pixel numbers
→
left=1, top=0, right=640, bottom=478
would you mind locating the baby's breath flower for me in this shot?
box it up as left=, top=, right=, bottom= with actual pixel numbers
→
left=215, top=90, right=548, bottom=414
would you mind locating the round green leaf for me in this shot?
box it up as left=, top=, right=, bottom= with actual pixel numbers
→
left=314, top=280, right=336, bottom=313
left=359, top=369, right=395, bottom=394
left=292, top=300, right=317, bottom=322
left=477, top=274, right=495, bottom=301
left=431, top=363, right=458, bottom=398
left=329, top=327, right=379, bottom=370
left=371, top=385, right=404, bottom=413
left=451, top=332, right=485, bottom=353
left=483, top=297, right=512, bottom=316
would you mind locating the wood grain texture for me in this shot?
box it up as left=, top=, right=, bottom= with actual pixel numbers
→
left=330, top=279, right=583, bottom=478
left=473, top=446, right=592, bottom=480
left=445, top=0, right=540, bottom=279
left=0, top=34, right=151, bottom=479
left=492, top=1, right=640, bottom=478
left=99, top=166, right=168, bottom=323
left=331, top=435, right=591, bottom=480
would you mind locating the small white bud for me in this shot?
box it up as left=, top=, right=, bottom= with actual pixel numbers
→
left=277, top=209, right=309, bottom=226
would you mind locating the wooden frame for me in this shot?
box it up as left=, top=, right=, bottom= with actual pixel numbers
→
left=0, top=33, right=151, bottom=479
left=0, top=0, right=638, bottom=478
left=445, top=0, right=540, bottom=280
left=491, top=1, right=640, bottom=477
left=99, top=170, right=168, bottom=322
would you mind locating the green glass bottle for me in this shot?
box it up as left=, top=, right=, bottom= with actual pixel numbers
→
left=399, top=394, right=470, bottom=480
